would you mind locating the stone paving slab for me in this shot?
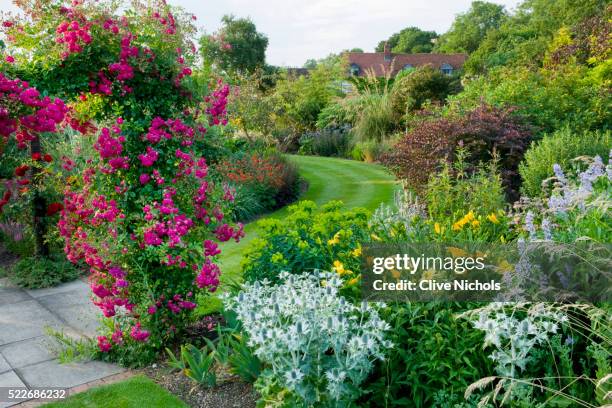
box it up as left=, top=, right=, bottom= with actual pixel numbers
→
left=0, top=337, right=56, bottom=370
left=0, top=277, right=125, bottom=404
left=25, top=280, right=88, bottom=299
left=0, top=301, right=64, bottom=346
left=0, top=288, right=30, bottom=307
left=36, top=289, right=99, bottom=338
left=0, top=354, right=10, bottom=375
left=0, top=371, right=26, bottom=408
left=17, top=360, right=123, bottom=389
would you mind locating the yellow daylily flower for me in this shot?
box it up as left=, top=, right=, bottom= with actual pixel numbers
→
left=333, top=260, right=349, bottom=276
left=434, top=222, right=442, bottom=235
left=347, top=276, right=361, bottom=286
left=471, top=220, right=480, bottom=228
left=487, top=213, right=500, bottom=224
left=327, top=234, right=340, bottom=246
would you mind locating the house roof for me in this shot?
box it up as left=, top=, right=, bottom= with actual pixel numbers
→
left=345, top=52, right=468, bottom=77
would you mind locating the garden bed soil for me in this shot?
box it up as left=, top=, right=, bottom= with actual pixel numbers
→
left=141, top=316, right=257, bottom=407
left=143, top=365, right=257, bottom=408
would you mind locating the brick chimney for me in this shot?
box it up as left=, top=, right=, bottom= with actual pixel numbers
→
left=383, top=41, right=391, bottom=61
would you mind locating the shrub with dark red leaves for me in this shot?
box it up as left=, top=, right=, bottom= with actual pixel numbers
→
left=382, top=103, right=533, bottom=199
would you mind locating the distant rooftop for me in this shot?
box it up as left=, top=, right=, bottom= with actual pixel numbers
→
left=345, top=44, right=467, bottom=77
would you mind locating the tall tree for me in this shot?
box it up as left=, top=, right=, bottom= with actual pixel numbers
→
left=464, top=0, right=609, bottom=73
left=200, top=15, right=268, bottom=74
left=434, top=1, right=507, bottom=54
left=376, top=27, right=437, bottom=53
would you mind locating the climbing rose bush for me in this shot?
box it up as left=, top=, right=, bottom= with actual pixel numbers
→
left=59, top=94, right=241, bottom=360
left=0, top=72, right=72, bottom=247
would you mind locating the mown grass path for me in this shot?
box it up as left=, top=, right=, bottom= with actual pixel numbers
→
left=217, top=155, right=397, bottom=284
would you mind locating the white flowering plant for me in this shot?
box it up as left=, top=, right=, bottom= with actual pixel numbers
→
left=461, top=302, right=568, bottom=378
left=223, top=271, right=392, bottom=407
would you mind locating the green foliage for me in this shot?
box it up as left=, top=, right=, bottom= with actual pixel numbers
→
left=315, top=96, right=368, bottom=130
left=426, top=150, right=506, bottom=222
left=353, top=93, right=396, bottom=143
left=200, top=15, right=268, bottom=75
left=390, top=66, right=459, bottom=118
left=3, top=254, right=81, bottom=289
left=434, top=1, right=508, bottom=53
left=519, top=128, right=611, bottom=197
left=241, top=200, right=369, bottom=285
left=45, top=328, right=97, bottom=364
left=464, top=0, right=608, bottom=73
left=376, top=27, right=438, bottom=53
left=448, top=64, right=611, bottom=134
left=0, top=223, right=34, bottom=258
left=270, top=63, right=345, bottom=150
left=298, top=125, right=351, bottom=157
left=230, top=185, right=267, bottom=222
left=228, top=72, right=276, bottom=139
left=350, top=138, right=398, bottom=163
left=217, top=151, right=302, bottom=221
left=361, top=302, right=493, bottom=408
left=167, top=344, right=217, bottom=387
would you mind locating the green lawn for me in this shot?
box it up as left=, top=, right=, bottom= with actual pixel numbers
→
left=42, top=375, right=187, bottom=408
left=217, top=155, right=397, bottom=284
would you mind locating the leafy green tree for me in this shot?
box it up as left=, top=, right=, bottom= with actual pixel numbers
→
left=200, top=15, right=268, bottom=74
left=376, top=27, right=437, bottom=53
left=464, top=0, right=608, bottom=73
left=390, top=66, right=460, bottom=117
left=228, top=73, right=275, bottom=139
left=434, top=1, right=507, bottom=54
left=269, top=63, right=345, bottom=149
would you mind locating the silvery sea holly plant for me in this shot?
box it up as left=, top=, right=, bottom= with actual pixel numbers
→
left=224, top=271, right=392, bottom=407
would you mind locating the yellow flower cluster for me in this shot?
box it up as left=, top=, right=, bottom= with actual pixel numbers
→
left=327, top=232, right=341, bottom=246
left=452, top=211, right=478, bottom=231
left=332, top=260, right=360, bottom=286
left=451, top=211, right=503, bottom=232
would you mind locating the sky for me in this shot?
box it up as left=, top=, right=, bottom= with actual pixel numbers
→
left=1, top=0, right=523, bottom=67
left=170, top=0, right=523, bottom=66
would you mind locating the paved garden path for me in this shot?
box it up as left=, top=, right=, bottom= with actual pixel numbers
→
left=0, top=278, right=124, bottom=407
left=217, top=154, right=398, bottom=283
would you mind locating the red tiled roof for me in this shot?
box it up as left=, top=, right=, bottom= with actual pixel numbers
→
left=345, top=52, right=467, bottom=77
